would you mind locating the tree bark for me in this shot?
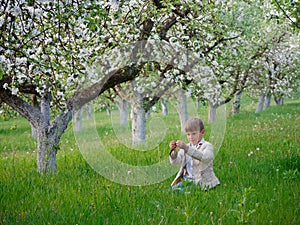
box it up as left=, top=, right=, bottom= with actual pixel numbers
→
left=255, top=94, right=265, bottom=113
left=37, top=92, right=57, bottom=173
left=131, top=103, right=146, bottom=145
left=106, top=107, right=111, bottom=116
left=274, top=96, right=284, bottom=105
left=85, top=103, right=93, bottom=120
left=232, top=91, right=242, bottom=114
left=208, top=101, right=218, bottom=123
left=37, top=127, right=58, bottom=173
left=176, top=90, right=188, bottom=133
left=161, top=98, right=168, bottom=116
left=31, top=94, right=39, bottom=139
left=116, top=99, right=128, bottom=126
left=264, top=92, right=271, bottom=110
left=196, top=96, right=201, bottom=110
left=74, top=107, right=84, bottom=132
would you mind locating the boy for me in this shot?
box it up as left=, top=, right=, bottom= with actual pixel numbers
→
left=169, top=117, right=220, bottom=190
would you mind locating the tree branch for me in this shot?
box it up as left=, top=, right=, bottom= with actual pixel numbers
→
left=68, top=63, right=144, bottom=111
left=273, top=0, right=300, bottom=28
left=152, top=0, right=164, bottom=9
left=159, top=16, right=177, bottom=41
left=203, top=32, right=244, bottom=55
left=0, top=87, right=43, bottom=127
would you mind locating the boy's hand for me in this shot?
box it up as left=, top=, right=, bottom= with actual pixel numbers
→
left=170, top=149, right=177, bottom=158
left=169, top=140, right=177, bottom=150
left=176, top=140, right=189, bottom=152
left=169, top=141, right=177, bottom=158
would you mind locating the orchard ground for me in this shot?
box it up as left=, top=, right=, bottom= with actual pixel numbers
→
left=0, top=95, right=299, bottom=224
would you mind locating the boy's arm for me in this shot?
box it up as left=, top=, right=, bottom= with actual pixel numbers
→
left=186, top=142, right=214, bottom=162
left=169, top=149, right=185, bottom=165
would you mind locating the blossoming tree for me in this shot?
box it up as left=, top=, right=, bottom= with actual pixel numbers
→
left=0, top=0, right=154, bottom=173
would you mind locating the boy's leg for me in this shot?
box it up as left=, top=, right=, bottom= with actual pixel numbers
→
left=172, top=182, right=184, bottom=190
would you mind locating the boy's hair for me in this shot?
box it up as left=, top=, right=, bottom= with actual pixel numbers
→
left=185, top=118, right=204, bottom=132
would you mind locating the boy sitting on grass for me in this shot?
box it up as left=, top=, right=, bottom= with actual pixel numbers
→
left=169, top=117, right=220, bottom=190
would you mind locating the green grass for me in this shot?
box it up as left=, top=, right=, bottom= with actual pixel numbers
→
left=0, top=98, right=299, bottom=225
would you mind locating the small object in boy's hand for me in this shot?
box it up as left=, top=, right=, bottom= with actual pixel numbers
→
left=169, top=146, right=177, bottom=155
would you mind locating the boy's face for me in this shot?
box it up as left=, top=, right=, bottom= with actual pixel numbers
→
left=186, top=129, right=204, bottom=145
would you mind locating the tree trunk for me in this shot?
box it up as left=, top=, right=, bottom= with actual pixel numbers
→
left=31, top=94, right=39, bottom=139
left=131, top=104, right=146, bottom=145
left=161, top=98, right=168, bottom=116
left=196, top=96, right=201, bottom=110
left=116, top=99, right=128, bottom=126
left=146, top=110, right=151, bottom=119
left=85, top=103, right=93, bottom=120
left=176, top=90, right=188, bottom=133
left=264, top=92, right=271, bottom=110
left=37, top=92, right=57, bottom=173
left=232, top=91, right=242, bottom=114
left=255, top=94, right=265, bottom=113
left=106, top=107, right=111, bottom=116
left=31, top=124, right=38, bottom=139
left=37, top=128, right=58, bottom=173
left=274, top=96, right=284, bottom=105
left=74, top=107, right=84, bottom=132
left=208, top=101, right=218, bottom=123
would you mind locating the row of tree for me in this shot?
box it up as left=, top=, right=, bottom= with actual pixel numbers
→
left=0, top=0, right=299, bottom=173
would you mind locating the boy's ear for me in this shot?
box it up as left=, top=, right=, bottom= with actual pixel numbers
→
left=201, top=129, right=205, bottom=134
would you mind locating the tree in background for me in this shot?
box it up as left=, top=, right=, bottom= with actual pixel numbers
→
left=243, top=14, right=300, bottom=113
left=0, top=0, right=153, bottom=173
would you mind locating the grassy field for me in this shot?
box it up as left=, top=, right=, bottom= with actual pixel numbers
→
left=0, top=96, right=299, bottom=225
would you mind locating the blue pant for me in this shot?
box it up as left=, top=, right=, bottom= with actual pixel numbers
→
left=172, top=179, right=195, bottom=191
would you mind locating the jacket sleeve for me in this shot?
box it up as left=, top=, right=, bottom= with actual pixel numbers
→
left=169, top=149, right=185, bottom=165
left=186, top=142, right=214, bottom=163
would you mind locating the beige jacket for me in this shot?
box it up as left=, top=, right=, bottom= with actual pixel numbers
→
left=170, top=141, right=220, bottom=189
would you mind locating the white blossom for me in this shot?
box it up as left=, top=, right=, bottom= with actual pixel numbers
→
left=129, top=0, right=138, bottom=7
left=151, top=82, right=157, bottom=88
left=17, top=74, right=27, bottom=84
left=57, top=91, right=64, bottom=97
left=11, top=87, right=19, bottom=95
left=11, top=6, right=21, bottom=17
left=2, top=83, right=8, bottom=89
left=136, top=86, right=144, bottom=94
left=212, top=61, right=219, bottom=66
left=15, top=57, right=27, bottom=65
left=0, top=16, right=4, bottom=27
left=0, top=55, right=6, bottom=63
